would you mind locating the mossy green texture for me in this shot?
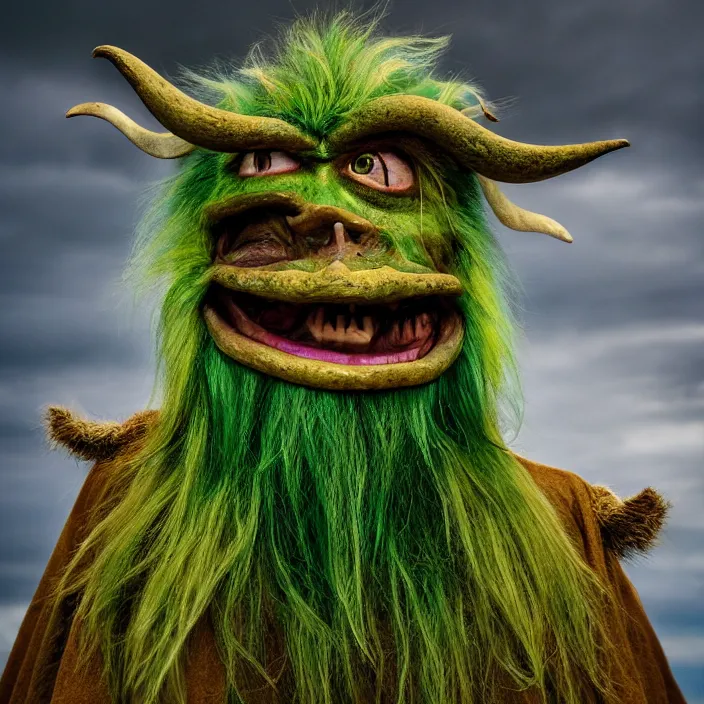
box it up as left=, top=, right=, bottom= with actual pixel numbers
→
left=54, top=11, right=617, bottom=704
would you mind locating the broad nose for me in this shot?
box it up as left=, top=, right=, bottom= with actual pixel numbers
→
left=285, top=204, right=380, bottom=256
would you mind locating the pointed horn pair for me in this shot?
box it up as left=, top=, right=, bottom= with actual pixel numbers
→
left=68, top=47, right=627, bottom=242
left=66, top=45, right=316, bottom=157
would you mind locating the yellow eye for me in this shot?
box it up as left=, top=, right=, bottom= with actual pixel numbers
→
left=352, top=153, right=375, bottom=175
left=345, top=151, right=414, bottom=192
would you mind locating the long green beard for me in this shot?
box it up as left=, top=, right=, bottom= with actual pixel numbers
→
left=58, top=328, right=615, bottom=704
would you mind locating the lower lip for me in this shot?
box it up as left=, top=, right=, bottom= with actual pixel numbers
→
left=225, top=300, right=430, bottom=366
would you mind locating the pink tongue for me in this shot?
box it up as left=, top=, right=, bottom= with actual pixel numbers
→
left=267, top=333, right=423, bottom=365
left=227, top=300, right=424, bottom=365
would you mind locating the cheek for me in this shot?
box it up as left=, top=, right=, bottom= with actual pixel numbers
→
left=429, top=241, right=456, bottom=272
left=410, top=235, right=452, bottom=271
left=406, top=226, right=456, bottom=271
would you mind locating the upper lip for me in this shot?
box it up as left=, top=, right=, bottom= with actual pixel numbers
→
left=209, top=262, right=463, bottom=305
left=204, top=191, right=307, bottom=227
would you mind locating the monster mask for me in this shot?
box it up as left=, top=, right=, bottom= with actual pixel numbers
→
left=68, top=31, right=626, bottom=392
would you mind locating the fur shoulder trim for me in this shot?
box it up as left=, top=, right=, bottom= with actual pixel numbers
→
left=591, top=484, right=670, bottom=558
left=512, top=453, right=670, bottom=558
left=45, top=406, right=159, bottom=461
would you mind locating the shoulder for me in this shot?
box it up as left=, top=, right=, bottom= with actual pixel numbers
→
left=44, top=405, right=159, bottom=461
left=512, top=452, right=670, bottom=559
left=43, top=406, right=160, bottom=542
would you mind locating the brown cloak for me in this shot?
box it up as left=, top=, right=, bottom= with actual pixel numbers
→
left=0, top=408, right=687, bottom=703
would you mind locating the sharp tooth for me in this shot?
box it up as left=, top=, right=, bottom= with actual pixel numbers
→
left=403, top=319, right=413, bottom=342
left=362, top=315, right=374, bottom=338
left=336, top=314, right=345, bottom=332
left=348, top=303, right=356, bottom=330
left=415, top=315, right=428, bottom=338
left=307, top=307, right=325, bottom=341
left=390, top=321, right=402, bottom=345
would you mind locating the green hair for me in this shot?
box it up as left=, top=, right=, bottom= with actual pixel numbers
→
left=184, top=9, right=490, bottom=137
left=54, top=11, right=618, bottom=704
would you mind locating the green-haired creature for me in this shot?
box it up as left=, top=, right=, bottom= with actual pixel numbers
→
left=0, top=11, right=685, bottom=704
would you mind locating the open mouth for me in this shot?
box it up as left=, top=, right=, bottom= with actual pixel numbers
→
left=203, top=260, right=464, bottom=390
left=214, top=288, right=454, bottom=365
left=201, top=191, right=466, bottom=390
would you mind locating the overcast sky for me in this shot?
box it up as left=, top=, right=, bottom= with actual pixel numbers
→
left=1, top=0, right=702, bottom=699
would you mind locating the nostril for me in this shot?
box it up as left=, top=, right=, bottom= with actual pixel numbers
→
left=346, top=228, right=363, bottom=244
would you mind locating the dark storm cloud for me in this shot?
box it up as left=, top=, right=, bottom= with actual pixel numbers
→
left=0, top=296, right=146, bottom=373
left=0, top=502, right=64, bottom=600
left=2, top=0, right=702, bottom=158
left=1, top=0, right=701, bottom=697
left=495, top=167, right=704, bottom=331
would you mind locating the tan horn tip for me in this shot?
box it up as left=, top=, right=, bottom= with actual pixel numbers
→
left=65, top=101, right=100, bottom=119
left=92, top=45, right=114, bottom=59
left=66, top=102, right=92, bottom=119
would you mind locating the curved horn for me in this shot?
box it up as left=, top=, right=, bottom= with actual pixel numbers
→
left=66, top=102, right=196, bottom=158
left=89, top=45, right=317, bottom=153
left=477, top=176, right=572, bottom=243
left=328, top=94, right=629, bottom=184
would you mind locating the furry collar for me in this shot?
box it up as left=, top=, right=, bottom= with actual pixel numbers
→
left=45, top=405, right=669, bottom=558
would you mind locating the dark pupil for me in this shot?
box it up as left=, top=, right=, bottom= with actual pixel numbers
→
left=353, top=154, right=375, bottom=175
left=255, top=152, right=272, bottom=172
